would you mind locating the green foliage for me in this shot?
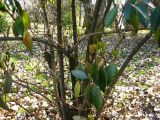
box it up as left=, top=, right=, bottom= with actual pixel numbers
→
left=105, top=6, right=118, bottom=28
left=136, top=2, right=149, bottom=28
left=12, top=17, right=24, bottom=37
left=0, top=96, right=9, bottom=110
left=105, top=63, right=118, bottom=86
left=91, top=85, right=103, bottom=110
left=74, top=81, right=81, bottom=98
left=150, top=6, right=160, bottom=33
left=123, top=0, right=150, bottom=31
left=71, top=69, right=88, bottom=80
left=92, top=62, right=99, bottom=84
left=130, top=14, right=139, bottom=32
left=62, top=10, right=72, bottom=28
left=0, top=2, right=6, bottom=12
left=12, top=11, right=30, bottom=37
left=0, top=13, right=8, bottom=33
left=98, top=67, right=107, bottom=92
left=3, top=72, right=13, bottom=93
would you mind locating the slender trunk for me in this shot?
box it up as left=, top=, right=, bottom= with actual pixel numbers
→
left=70, top=0, right=78, bottom=93
left=86, top=0, right=103, bottom=63
left=41, top=1, right=50, bottom=34
left=56, top=0, right=66, bottom=120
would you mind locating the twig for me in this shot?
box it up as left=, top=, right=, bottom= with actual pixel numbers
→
left=12, top=80, right=53, bottom=104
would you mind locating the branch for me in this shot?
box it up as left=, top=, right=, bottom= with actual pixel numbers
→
left=56, top=0, right=66, bottom=119
left=0, top=36, right=69, bottom=56
left=106, top=31, right=152, bottom=98
left=70, top=28, right=150, bottom=53
left=95, top=31, right=152, bottom=118
left=12, top=80, right=53, bottom=104
left=86, top=0, right=103, bottom=62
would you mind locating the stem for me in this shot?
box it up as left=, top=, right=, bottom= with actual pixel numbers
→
left=56, top=0, right=66, bottom=120
left=86, top=0, right=103, bottom=63
left=70, top=0, right=78, bottom=95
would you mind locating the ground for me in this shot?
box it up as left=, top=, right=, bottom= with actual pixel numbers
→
left=0, top=34, right=160, bottom=120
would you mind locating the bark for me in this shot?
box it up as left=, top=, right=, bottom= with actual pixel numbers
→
left=56, top=0, right=66, bottom=119
left=86, top=0, right=103, bottom=63
left=70, top=0, right=78, bottom=93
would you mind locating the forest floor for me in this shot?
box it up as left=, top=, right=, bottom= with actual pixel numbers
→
left=0, top=33, right=160, bottom=120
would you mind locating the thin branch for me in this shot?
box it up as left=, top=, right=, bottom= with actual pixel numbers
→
left=95, top=31, right=152, bottom=119
left=12, top=80, right=53, bottom=104
left=0, top=36, right=69, bottom=56
left=71, top=28, right=149, bottom=53
left=106, top=31, right=152, bottom=98
left=56, top=0, right=66, bottom=119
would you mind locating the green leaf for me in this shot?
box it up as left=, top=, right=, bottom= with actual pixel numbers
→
left=84, top=85, right=92, bottom=104
left=92, top=62, right=99, bottom=84
left=91, top=85, right=103, bottom=110
left=105, top=6, right=118, bottom=28
left=98, top=67, right=107, bottom=92
left=74, top=81, right=81, bottom=98
left=105, top=63, right=118, bottom=86
left=135, top=2, right=149, bottom=27
left=14, top=0, right=23, bottom=15
left=123, top=0, right=136, bottom=20
left=0, top=54, right=4, bottom=69
left=150, top=7, right=160, bottom=33
left=71, top=69, right=88, bottom=80
left=112, top=49, right=120, bottom=59
left=3, top=72, right=13, bottom=93
left=0, top=2, right=6, bottom=12
left=130, top=14, right=139, bottom=32
left=76, top=63, right=85, bottom=71
left=0, top=97, right=9, bottom=110
left=12, top=17, right=25, bottom=37
left=154, top=29, right=160, bottom=41
left=22, top=11, right=30, bottom=29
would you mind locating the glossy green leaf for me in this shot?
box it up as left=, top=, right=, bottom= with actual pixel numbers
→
left=0, top=97, right=9, bottom=110
left=105, top=6, right=118, bottom=28
left=71, top=69, right=88, bottom=80
left=135, top=2, right=149, bottom=27
left=0, top=2, right=6, bottom=12
left=91, top=85, right=103, bottom=110
left=98, top=67, right=107, bottom=92
left=74, top=81, right=80, bottom=98
left=105, top=63, right=118, bottom=86
left=12, top=17, right=25, bottom=37
left=3, top=72, right=13, bottom=93
left=14, top=0, right=23, bottom=15
left=92, top=62, right=99, bottom=84
left=130, top=14, right=139, bottom=32
left=123, top=0, right=136, bottom=20
left=150, top=7, right=160, bottom=32
left=22, top=11, right=30, bottom=29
